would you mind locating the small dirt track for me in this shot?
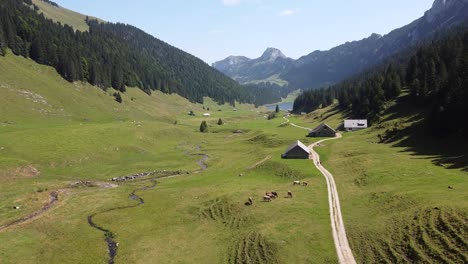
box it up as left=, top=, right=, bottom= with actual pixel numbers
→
left=309, top=134, right=357, bottom=264
left=284, top=116, right=356, bottom=264
left=0, top=191, right=59, bottom=232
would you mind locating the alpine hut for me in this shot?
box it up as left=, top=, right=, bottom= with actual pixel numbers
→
left=307, top=123, right=337, bottom=137
left=344, top=120, right=368, bottom=131
left=281, top=140, right=310, bottom=159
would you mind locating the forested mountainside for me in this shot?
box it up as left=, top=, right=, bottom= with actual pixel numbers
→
left=0, top=0, right=252, bottom=105
left=293, top=27, right=468, bottom=138
left=214, top=0, right=468, bottom=91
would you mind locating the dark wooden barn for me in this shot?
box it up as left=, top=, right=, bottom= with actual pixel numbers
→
left=281, top=140, right=310, bottom=159
left=307, top=123, right=337, bottom=137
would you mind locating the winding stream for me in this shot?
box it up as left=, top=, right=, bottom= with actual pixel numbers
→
left=0, top=152, right=210, bottom=264
left=87, top=179, right=157, bottom=264
left=88, top=154, right=209, bottom=264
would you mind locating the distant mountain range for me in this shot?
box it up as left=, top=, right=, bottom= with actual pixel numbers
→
left=213, top=0, right=468, bottom=90
left=213, top=48, right=293, bottom=85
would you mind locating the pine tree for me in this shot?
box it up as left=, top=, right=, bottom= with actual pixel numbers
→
left=80, top=57, right=89, bottom=82
left=200, top=121, right=208, bottom=133
left=0, top=25, right=6, bottom=56
left=89, top=62, right=99, bottom=86
left=113, top=92, right=122, bottom=103
left=30, top=38, right=45, bottom=63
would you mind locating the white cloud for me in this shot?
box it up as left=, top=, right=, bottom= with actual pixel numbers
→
left=279, top=9, right=298, bottom=17
left=222, top=0, right=241, bottom=6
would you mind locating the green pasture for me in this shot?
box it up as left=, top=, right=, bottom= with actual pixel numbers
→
left=0, top=54, right=337, bottom=263
left=0, top=52, right=466, bottom=264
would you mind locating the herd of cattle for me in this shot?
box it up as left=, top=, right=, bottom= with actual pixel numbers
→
left=110, top=170, right=190, bottom=182
left=247, top=180, right=309, bottom=204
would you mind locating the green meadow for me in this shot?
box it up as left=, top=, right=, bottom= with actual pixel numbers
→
left=0, top=53, right=336, bottom=263
left=1, top=52, right=466, bottom=263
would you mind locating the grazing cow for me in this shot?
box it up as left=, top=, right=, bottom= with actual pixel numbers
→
left=263, top=195, right=272, bottom=202
left=302, top=181, right=308, bottom=187
left=287, top=191, right=293, bottom=198
left=293, top=181, right=301, bottom=185
left=248, top=197, right=253, bottom=205
left=271, top=192, right=278, bottom=198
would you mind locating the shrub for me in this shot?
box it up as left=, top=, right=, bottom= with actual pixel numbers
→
left=200, top=121, right=208, bottom=133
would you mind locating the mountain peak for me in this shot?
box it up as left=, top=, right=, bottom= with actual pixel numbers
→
left=260, top=47, right=287, bottom=61
left=425, top=0, right=468, bottom=22
left=369, top=33, right=382, bottom=39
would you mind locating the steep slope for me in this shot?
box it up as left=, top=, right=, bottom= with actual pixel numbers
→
left=213, top=48, right=293, bottom=85
left=284, top=0, right=468, bottom=89
left=214, top=0, right=468, bottom=90
left=0, top=52, right=197, bottom=122
left=293, top=24, right=468, bottom=138
left=31, top=0, right=103, bottom=32
left=0, top=0, right=248, bottom=105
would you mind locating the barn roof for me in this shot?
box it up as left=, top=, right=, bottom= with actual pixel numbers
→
left=309, top=123, right=336, bottom=133
left=344, top=119, right=368, bottom=128
left=284, top=140, right=310, bottom=154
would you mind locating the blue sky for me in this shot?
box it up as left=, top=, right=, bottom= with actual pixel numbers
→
left=55, top=0, right=434, bottom=64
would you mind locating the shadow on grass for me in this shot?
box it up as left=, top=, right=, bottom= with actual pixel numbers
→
left=381, top=93, right=426, bottom=123
left=321, top=105, right=352, bottom=122
left=379, top=120, right=468, bottom=172
left=376, top=91, right=468, bottom=172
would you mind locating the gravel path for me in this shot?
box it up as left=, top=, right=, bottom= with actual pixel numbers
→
left=309, top=135, right=357, bottom=264
left=282, top=116, right=311, bottom=130
left=284, top=116, right=356, bottom=264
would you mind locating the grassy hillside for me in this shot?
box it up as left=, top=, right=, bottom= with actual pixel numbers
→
left=1, top=50, right=466, bottom=263
left=291, top=98, right=468, bottom=263
left=31, top=0, right=99, bottom=32
left=0, top=53, right=337, bottom=263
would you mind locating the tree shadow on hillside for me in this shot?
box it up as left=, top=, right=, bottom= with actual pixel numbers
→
left=321, top=105, right=352, bottom=122
left=379, top=120, right=468, bottom=172
left=381, top=93, right=426, bottom=123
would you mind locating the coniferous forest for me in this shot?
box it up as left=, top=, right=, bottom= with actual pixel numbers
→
left=0, top=0, right=259, bottom=105
left=293, top=28, right=468, bottom=138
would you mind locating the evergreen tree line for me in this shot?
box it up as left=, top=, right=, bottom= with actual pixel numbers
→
left=243, top=82, right=295, bottom=107
left=0, top=0, right=254, bottom=105
left=293, top=28, right=468, bottom=137
left=40, top=0, right=59, bottom=7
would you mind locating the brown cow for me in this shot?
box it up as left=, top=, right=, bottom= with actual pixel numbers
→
left=302, top=181, right=308, bottom=187
left=287, top=191, right=293, bottom=198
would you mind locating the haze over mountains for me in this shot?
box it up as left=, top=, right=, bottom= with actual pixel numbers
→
left=213, top=48, right=293, bottom=85
left=213, top=0, right=468, bottom=91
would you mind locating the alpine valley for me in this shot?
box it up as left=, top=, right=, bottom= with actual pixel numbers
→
left=0, top=0, right=467, bottom=264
